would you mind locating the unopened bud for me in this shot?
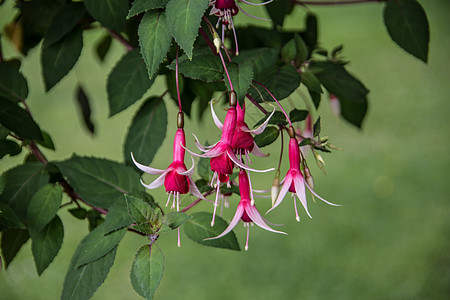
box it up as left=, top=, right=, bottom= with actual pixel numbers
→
left=315, top=152, right=325, bottom=166
left=288, top=126, right=296, bottom=138
left=177, top=112, right=184, bottom=128
left=213, top=32, right=221, bottom=53
left=229, top=90, right=237, bottom=107
left=271, top=172, right=280, bottom=206
left=304, top=167, right=315, bottom=191
left=327, top=143, right=343, bottom=151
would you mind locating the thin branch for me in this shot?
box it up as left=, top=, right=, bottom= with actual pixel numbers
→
left=181, top=189, right=215, bottom=212
left=294, top=0, right=383, bottom=5
left=107, top=29, right=134, bottom=51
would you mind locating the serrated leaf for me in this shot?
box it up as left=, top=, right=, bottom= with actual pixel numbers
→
left=55, top=156, right=143, bottom=209
left=289, top=109, right=308, bottom=123
left=167, top=52, right=224, bottom=82
left=233, top=48, right=279, bottom=76
left=139, top=11, right=172, bottom=80
left=61, top=246, right=117, bottom=300
left=0, top=98, right=43, bottom=141
left=184, top=212, right=240, bottom=251
left=124, top=97, right=167, bottom=166
left=0, top=162, right=49, bottom=219
left=107, top=48, right=154, bottom=116
left=195, top=179, right=214, bottom=194
left=75, top=86, right=95, bottom=134
left=166, top=0, right=209, bottom=59
left=103, top=199, right=133, bottom=234
left=1, top=228, right=29, bottom=268
left=125, top=194, right=154, bottom=225
left=27, top=184, right=62, bottom=234
left=383, top=0, right=429, bottom=62
left=75, top=225, right=126, bottom=268
left=254, top=126, right=280, bottom=148
left=0, top=63, right=28, bottom=102
left=95, top=35, right=112, bottom=62
left=294, top=34, right=308, bottom=65
left=162, top=212, right=190, bottom=230
left=0, top=139, right=22, bottom=159
left=131, top=244, right=164, bottom=300
left=299, top=138, right=312, bottom=147
left=127, top=0, right=169, bottom=19
left=42, top=26, right=83, bottom=91
left=313, top=117, right=321, bottom=137
left=250, top=65, right=301, bottom=102
left=31, top=215, right=64, bottom=275
left=224, top=61, right=253, bottom=105
left=43, top=2, right=86, bottom=47
left=0, top=202, right=26, bottom=231
left=83, top=0, right=128, bottom=32
left=68, top=207, right=87, bottom=220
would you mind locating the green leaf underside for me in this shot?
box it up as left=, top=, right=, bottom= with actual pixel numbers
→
left=166, top=0, right=210, bottom=59
left=83, top=0, right=128, bottom=32
left=225, top=61, right=254, bottom=105
left=131, top=244, right=165, bottom=300
left=0, top=202, right=26, bottom=231
left=43, top=2, right=86, bottom=47
left=0, top=98, right=43, bottom=141
left=61, top=246, right=117, bottom=300
left=1, top=228, right=29, bottom=268
left=0, top=63, right=28, bottom=102
left=128, top=0, right=169, bottom=19
left=340, top=97, right=368, bottom=128
left=27, top=184, right=62, bottom=234
left=124, top=97, right=167, bottom=166
left=107, top=48, right=154, bottom=116
left=102, top=199, right=133, bottom=234
left=0, top=139, right=22, bottom=159
left=55, top=156, right=143, bottom=209
left=167, top=53, right=224, bottom=82
left=139, top=11, right=172, bottom=80
left=42, top=26, right=83, bottom=91
left=31, top=215, right=64, bottom=275
left=163, top=212, right=191, bottom=229
left=250, top=65, right=301, bottom=102
left=383, top=0, right=429, bottom=62
left=184, top=212, right=240, bottom=251
left=37, top=131, right=55, bottom=150
left=233, top=48, right=279, bottom=77
left=290, top=109, right=308, bottom=123
left=254, top=126, right=280, bottom=148
left=0, top=162, right=49, bottom=219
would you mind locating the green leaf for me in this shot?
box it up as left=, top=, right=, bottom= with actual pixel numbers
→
left=250, top=65, right=301, bottom=102
left=139, top=11, right=172, bottom=80
left=55, top=156, right=143, bottom=209
left=162, top=212, right=190, bottom=230
left=294, top=34, right=308, bottom=65
left=87, top=210, right=104, bottom=232
left=102, top=199, right=133, bottom=234
left=197, top=157, right=212, bottom=181
left=0, top=63, right=28, bottom=102
left=281, top=38, right=296, bottom=62
left=83, top=0, right=128, bottom=32
left=302, top=13, right=318, bottom=56
left=125, top=194, right=155, bottom=225
left=68, top=207, right=87, bottom=220
left=233, top=48, right=279, bottom=77
left=75, top=85, right=95, bottom=134
left=289, top=109, right=308, bottom=123
left=36, top=131, right=55, bottom=150
left=224, top=61, right=254, bottom=105
left=301, top=70, right=322, bottom=108
left=0, top=202, right=26, bottom=231
left=0, top=162, right=49, bottom=219
left=265, top=0, right=292, bottom=27
left=1, top=228, right=29, bottom=268
left=130, top=244, right=164, bottom=300
left=383, top=0, right=429, bottom=62
left=310, top=61, right=369, bottom=103
left=42, top=26, right=83, bottom=91
left=74, top=225, right=126, bottom=268
left=340, top=97, right=368, bottom=128
left=0, top=139, right=22, bottom=159
left=124, top=97, right=167, bottom=166
left=254, top=126, right=280, bottom=148
left=27, top=184, right=62, bottom=234
left=167, top=51, right=224, bottom=82
left=61, top=245, right=117, bottom=300
left=95, top=35, right=112, bottom=63
left=254, top=111, right=287, bottom=128
left=31, top=215, right=64, bottom=275
left=107, top=48, right=154, bottom=116
left=166, top=0, right=210, bottom=59
left=313, top=117, right=321, bottom=137
left=127, top=0, right=169, bottom=19
left=0, top=98, right=43, bottom=141
left=43, top=2, right=86, bottom=47
left=184, top=212, right=240, bottom=251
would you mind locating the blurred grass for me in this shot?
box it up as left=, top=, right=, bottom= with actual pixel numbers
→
left=1, top=1, right=449, bottom=299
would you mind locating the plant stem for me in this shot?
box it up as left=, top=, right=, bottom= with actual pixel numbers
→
left=107, top=29, right=134, bottom=51
left=219, top=50, right=234, bottom=91
left=175, top=47, right=182, bottom=112
left=294, top=0, right=382, bottom=5
left=181, top=189, right=215, bottom=212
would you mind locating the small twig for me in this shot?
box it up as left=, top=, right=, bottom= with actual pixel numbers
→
left=181, top=189, right=215, bottom=212
left=199, top=27, right=217, bottom=55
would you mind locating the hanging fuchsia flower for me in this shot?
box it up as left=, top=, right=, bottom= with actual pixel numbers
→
left=267, top=127, right=339, bottom=221
left=132, top=122, right=206, bottom=212
left=207, top=170, right=286, bottom=250
left=329, top=94, right=341, bottom=117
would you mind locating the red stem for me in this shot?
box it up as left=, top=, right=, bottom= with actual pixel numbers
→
left=107, top=30, right=134, bottom=51
left=176, top=47, right=182, bottom=112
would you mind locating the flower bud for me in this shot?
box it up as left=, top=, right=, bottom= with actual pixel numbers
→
left=271, top=171, right=280, bottom=207
left=177, top=112, right=184, bottom=128
left=213, top=32, right=221, bottom=53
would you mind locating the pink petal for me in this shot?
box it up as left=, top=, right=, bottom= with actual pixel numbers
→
left=244, top=108, right=276, bottom=135
left=178, top=156, right=195, bottom=176
left=193, top=134, right=216, bottom=152
left=131, top=152, right=166, bottom=174
left=228, top=151, right=274, bottom=173
left=182, top=143, right=222, bottom=158
left=266, top=174, right=292, bottom=214
left=205, top=203, right=245, bottom=240
left=246, top=205, right=286, bottom=235
left=250, top=143, right=268, bottom=157
left=293, top=174, right=312, bottom=218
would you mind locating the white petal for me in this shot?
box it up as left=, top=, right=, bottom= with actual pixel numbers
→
left=210, top=101, right=224, bottom=130
left=245, top=108, right=276, bottom=135
left=293, top=174, right=312, bottom=218
left=140, top=172, right=167, bottom=190
left=188, top=177, right=209, bottom=201
left=193, top=134, right=216, bottom=152
left=305, top=182, right=341, bottom=206
left=228, top=151, right=274, bottom=173
left=182, top=143, right=222, bottom=158
left=131, top=152, right=166, bottom=174
left=178, top=156, right=195, bottom=176
left=250, top=143, right=268, bottom=157
left=205, top=203, right=245, bottom=240
left=237, top=4, right=271, bottom=21
left=266, top=175, right=292, bottom=214
left=246, top=205, right=286, bottom=235
left=240, top=0, right=274, bottom=6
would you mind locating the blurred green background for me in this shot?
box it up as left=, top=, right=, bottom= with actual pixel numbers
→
left=1, top=1, right=449, bottom=299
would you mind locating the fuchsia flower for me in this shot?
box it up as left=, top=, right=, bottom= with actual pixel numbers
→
left=267, top=128, right=339, bottom=221
left=132, top=127, right=206, bottom=211
left=329, top=94, right=341, bottom=117
left=207, top=170, right=286, bottom=250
